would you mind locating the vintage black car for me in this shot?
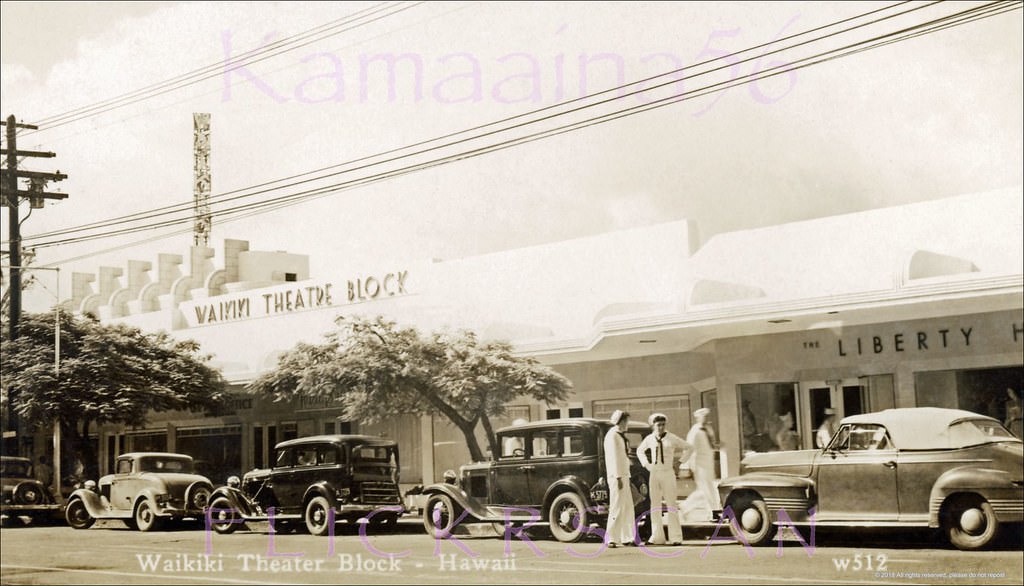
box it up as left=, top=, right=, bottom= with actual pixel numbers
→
left=65, top=452, right=214, bottom=531
left=420, top=418, right=651, bottom=543
left=717, top=408, right=1023, bottom=551
left=208, top=435, right=404, bottom=536
left=1, top=456, right=63, bottom=525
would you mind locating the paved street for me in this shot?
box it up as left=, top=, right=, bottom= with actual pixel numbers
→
left=1, top=518, right=1020, bottom=585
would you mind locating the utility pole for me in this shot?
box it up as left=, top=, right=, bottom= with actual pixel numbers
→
left=1, top=114, right=68, bottom=341
left=1, top=114, right=69, bottom=455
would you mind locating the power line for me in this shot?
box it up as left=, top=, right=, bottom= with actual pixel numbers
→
left=22, top=2, right=425, bottom=135
left=20, top=2, right=476, bottom=155
left=30, top=2, right=397, bottom=128
left=20, top=0, right=940, bottom=242
left=21, top=1, right=1019, bottom=253
left=28, top=0, right=1020, bottom=264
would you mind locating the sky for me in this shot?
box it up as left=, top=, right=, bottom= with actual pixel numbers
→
left=1, top=1, right=1022, bottom=312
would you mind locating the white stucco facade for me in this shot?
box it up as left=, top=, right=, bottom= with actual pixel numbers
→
left=68, top=187, right=1023, bottom=484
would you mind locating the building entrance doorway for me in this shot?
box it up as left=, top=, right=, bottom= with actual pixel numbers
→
left=800, top=375, right=895, bottom=449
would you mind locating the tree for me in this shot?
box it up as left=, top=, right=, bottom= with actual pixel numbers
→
left=0, top=249, right=37, bottom=323
left=249, top=315, right=572, bottom=462
left=0, top=309, right=226, bottom=476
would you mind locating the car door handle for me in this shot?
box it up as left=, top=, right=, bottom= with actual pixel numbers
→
left=883, top=461, right=897, bottom=469
left=518, top=465, right=535, bottom=471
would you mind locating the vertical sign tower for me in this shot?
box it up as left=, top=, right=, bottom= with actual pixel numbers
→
left=193, top=113, right=211, bottom=246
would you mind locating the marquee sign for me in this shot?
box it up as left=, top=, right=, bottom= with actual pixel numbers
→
left=181, top=270, right=409, bottom=327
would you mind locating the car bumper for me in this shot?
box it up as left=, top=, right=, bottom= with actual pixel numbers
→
left=335, top=504, right=404, bottom=516
left=1, top=504, right=62, bottom=512
left=154, top=504, right=207, bottom=517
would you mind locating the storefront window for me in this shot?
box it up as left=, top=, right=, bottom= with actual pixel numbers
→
left=593, top=395, right=692, bottom=432
left=176, top=425, right=241, bottom=483
left=128, top=430, right=166, bottom=453
left=915, top=366, right=1023, bottom=438
left=738, top=382, right=800, bottom=454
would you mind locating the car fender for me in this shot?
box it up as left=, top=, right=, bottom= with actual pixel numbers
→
left=67, top=488, right=109, bottom=518
left=209, top=486, right=261, bottom=518
left=718, top=473, right=815, bottom=506
left=134, top=488, right=165, bottom=516
left=542, top=476, right=593, bottom=511
left=421, top=482, right=490, bottom=521
left=302, top=482, right=336, bottom=508
left=930, top=466, right=1024, bottom=526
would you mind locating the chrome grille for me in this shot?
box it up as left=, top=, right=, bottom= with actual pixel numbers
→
left=361, top=481, right=400, bottom=504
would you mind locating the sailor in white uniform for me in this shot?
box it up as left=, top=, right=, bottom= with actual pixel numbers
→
left=638, top=413, right=692, bottom=545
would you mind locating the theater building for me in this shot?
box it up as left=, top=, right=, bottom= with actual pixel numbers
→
left=60, top=187, right=1023, bottom=489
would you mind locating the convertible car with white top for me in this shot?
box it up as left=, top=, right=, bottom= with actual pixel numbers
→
left=717, top=407, right=1023, bottom=550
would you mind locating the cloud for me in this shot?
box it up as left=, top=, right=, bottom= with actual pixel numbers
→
left=1, top=63, right=37, bottom=94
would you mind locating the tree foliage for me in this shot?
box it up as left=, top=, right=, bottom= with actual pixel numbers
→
left=1, top=309, right=226, bottom=475
left=249, top=315, right=572, bottom=461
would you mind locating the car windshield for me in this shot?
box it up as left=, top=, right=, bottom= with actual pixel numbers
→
left=0, top=460, right=31, bottom=477
left=948, top=419, right=1020, bottom=446
left=138, top=457, right=194, bottom=473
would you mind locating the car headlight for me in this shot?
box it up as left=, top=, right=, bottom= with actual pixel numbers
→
left=83, top=480, right=97, bottom=492
left=227, top=475, right=241, bottom=488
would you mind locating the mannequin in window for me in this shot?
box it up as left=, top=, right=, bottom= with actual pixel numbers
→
left=773, top=412, right=799, bottom=451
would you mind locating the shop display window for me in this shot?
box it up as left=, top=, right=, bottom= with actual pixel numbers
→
left=915, top=366, right=1023, bottom=438
left=738, top=382, right=800, bottom=454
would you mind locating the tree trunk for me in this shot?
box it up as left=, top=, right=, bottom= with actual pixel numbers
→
left=479, top=412, right=498, bottom=458
left=456, top=420, right=486, bottom=462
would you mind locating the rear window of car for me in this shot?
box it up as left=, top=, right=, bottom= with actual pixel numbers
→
left=354, top=445, right=396, bottom=463
left=0, top=461, right=31, bottom=477
left=139, top=457, right=193, bottom=473
left=948, top=419, right=1020, bottom=446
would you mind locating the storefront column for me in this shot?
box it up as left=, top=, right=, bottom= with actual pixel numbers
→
left=716, top=375, right=742, bottom=478
left=420, top=415, right=434, bottom=485
left=240, top=422, right=251, bottom=472
left=165, top=422, right=176, bottom=452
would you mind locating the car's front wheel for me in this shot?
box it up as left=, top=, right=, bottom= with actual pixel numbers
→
left=548, top=492, right=588, bottom=543
left=65, top=498, right=95, bottom=530
left=423, top=493, right=460, bottom=539
left=728, top=494, right=773, bottom=546
left=944, top=495, right=999, bottom=551
left=135, top=499, right=165, bottom=532
left=208, top=496, right=239, bottom=534
left=304, top=496, right=334, bottom=536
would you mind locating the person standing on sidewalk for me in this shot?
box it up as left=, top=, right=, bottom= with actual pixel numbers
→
left=638, top=413, right=692, bottom=545
left=686, top=407, right=721, bottom=518
left=603, top=410, right=635, bottom=547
